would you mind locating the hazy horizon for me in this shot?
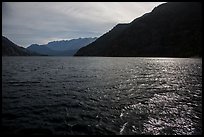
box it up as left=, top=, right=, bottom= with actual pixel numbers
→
left=2, top=2, right=165, bottom=48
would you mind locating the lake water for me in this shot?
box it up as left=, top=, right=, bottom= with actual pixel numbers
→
left=2, top=57, right=202, bottom=135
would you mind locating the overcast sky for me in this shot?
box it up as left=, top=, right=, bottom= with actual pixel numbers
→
left=2, top=2, right=165, bottom=48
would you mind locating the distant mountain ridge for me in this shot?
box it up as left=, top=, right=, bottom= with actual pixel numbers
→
left=27, top=37, right=97, bottom=56
left=47, top=38, right=98, bottom=51
left=2, top=36, right=39, bottom=56
left=75, top=2, right=202, bottom=57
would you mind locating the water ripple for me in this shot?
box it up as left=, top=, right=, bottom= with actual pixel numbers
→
left=2, top=57, right=202, bottom=135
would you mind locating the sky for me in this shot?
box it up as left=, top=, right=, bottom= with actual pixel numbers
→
left=2, top=2, right=165, bottom=48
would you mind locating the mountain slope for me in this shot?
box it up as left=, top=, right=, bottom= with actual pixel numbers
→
left=2, top=36, right=39, bottom=56
left=75, top=24, right=128, bottom=56
left=47, top=37, right=98, bottom=51
left=75, top=2, right=202, bottom=57
left=27, top=37, right=97, bottom=56
left=27, top=44, right=58, bottom=55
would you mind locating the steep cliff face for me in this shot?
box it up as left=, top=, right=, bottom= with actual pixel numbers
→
left=75, top=2, right=202, bottom=57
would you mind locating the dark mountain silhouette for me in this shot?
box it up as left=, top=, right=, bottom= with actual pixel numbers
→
left=27, top=37, right=97, bottom=56
left=2, top=36, right=40, bottom=56
left=75, top=2, right=202, bottom=57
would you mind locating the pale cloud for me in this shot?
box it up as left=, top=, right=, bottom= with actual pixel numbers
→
left=2, top=2, right=165, bottom=47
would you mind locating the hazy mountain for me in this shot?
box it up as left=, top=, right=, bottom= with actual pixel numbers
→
left=2, top=36, right=39, bottom=56
left=75, top=2, right=202, bottom=57
left=27, top=37, right=97, bottom=56
left=47, top=37, right=98, bottom=51
left=27, top=44, right=57, bottom=55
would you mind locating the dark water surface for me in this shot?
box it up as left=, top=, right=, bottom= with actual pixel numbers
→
left=2, top=57, right=202, bottom=135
